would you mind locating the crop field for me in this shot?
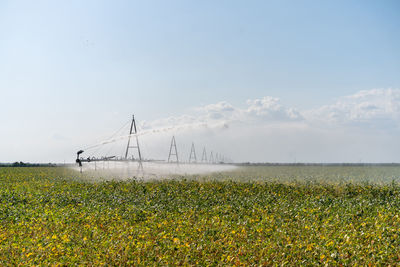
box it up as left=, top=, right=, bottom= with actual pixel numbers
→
left=1, top=166, right=400, bottom=265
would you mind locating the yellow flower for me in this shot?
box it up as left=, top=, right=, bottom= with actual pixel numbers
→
left=62, top=234, right=70, bottom=243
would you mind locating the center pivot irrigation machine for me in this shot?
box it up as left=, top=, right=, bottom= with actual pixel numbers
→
left=75, top=115, right=144, bottom=170
left=75, top=115, right=231, bottom=172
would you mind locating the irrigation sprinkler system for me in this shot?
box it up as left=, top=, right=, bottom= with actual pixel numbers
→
left=75, top=115, right=232, bottom=173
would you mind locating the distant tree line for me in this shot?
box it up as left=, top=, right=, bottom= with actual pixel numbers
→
left=0, top=162, right=57, bottom=167
left=237, top=162, right=400, bottom=166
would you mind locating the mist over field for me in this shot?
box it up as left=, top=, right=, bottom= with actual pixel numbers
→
left=71, top=161, right=237, bottom=181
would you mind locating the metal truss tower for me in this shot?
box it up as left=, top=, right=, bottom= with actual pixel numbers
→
left=168, top=136, right=179, bottom=163
left=188, top=142, right=197, bottom=163
left=209, top=151, right=214, bottom=164
left=125, top=115, right=143, bottom=170
left=201, top=147, right=207, bottom=163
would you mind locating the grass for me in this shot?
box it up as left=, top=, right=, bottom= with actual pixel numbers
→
left=1, top=166, right=400, bottom=265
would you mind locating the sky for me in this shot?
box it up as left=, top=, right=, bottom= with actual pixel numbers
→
left=0, top=0, right=399, bottom=163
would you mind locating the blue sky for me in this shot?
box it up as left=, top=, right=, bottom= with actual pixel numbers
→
left=0, top=1, right=399, bottom=163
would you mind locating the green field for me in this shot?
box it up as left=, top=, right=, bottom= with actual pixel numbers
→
left=1, top=166, right=400, bottom=265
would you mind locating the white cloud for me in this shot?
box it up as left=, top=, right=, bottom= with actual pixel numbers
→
left=136, top=88, right=400, bottom=163
left=142, top=96, right=302, bottom=131
left=246, top=96, right=302, bottom=121
left=306, top=88, right=400, bottom=128
left=4, top=88, right=399, bottom=163
left=199, top=101, right=239, bottom=120
left=143, top=88, right=400, bottom=131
